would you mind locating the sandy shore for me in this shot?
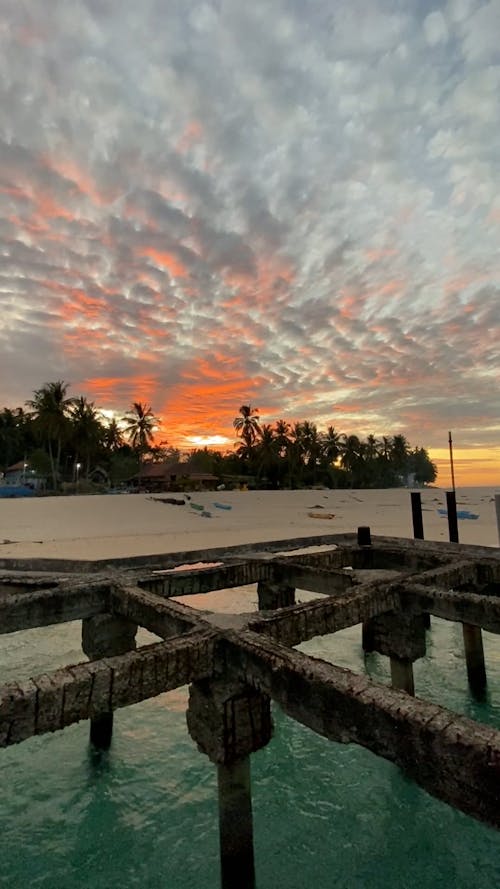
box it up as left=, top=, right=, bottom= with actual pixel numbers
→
left=0, top=486, right=498, bottom=561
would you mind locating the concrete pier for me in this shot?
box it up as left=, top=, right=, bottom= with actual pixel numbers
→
left=81, top=613, right=138, bottom=748
left=462, top=623, right=487, bottom=697
left=1, top=531, right=500, bottom=887
left=361, top=612, right=426, bottom=695
left=217, top=758, right=255, bottom=889
left=257, top=579, right=295, bottom=610
left=187, top=679, right=272, bottom=889
left=390, top=657, right=415, bottom=695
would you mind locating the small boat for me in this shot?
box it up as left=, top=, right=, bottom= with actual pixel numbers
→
left=190, top=502, right=205, bottom=511
left=308, top=512, right=335, bottom=520
left=213, top=502, right=232, bottom=510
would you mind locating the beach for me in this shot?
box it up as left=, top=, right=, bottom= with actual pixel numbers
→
left=0, top=485, right=498, bottom=562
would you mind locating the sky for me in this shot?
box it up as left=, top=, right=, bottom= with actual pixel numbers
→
left=1, top=0, right=499, bottom=486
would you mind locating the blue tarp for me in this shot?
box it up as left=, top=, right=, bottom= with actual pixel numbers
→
left=0, top=485, right=36, bottom=498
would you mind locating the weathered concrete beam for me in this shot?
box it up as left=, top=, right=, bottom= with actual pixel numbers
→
left=248, top=585, right=401, bottom=647
left=401, top=583, right=500, bottom=635
left=270, top=561, right=354, bottom=595
left=408, top=560, right=483, bottom=590
left=0, top=582, right=109, bottom=635
left=0, top=629, right=216, bottom=747
left=138, top=561, right=272, bottom=598
left=222, top=631, right=500, bottom=829
left=110, top=584, right=201, bottom=637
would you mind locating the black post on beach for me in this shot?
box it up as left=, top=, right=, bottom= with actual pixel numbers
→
left=410, top=493, right=430, bottom=627
left=410, top=492, right=424, bottom=540
left=448, top=430, right=456, bottom=493
left=446, top=490, right=459, bottom=544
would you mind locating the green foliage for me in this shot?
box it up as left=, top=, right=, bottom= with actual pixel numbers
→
left=0, top=385, right=438, bottom=493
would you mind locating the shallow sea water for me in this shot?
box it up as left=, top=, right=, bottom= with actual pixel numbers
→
left=1, top=603, right=500, bottom=888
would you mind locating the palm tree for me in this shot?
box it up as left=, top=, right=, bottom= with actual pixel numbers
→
left=321, top=426, right=343, bottom=465
left=103, top=418, right=125, bottom=452
left=26, top=381, right=75, bottom=489
left=69, top=397, right=105, bottom=479
left=255, top=424, right=279, bottom=486
left=340, top=434, right=363, bottom=484
left=390, top=434, right=410, bottom=478
left=123, top=402, right=158, bottom=461
left=365, top=434, right=380, bottom=461
left=0, top=407, right=25, bottom=472
left=233, top=404, right=260, bottom=448
left=274, top=419, right=291, bottom=458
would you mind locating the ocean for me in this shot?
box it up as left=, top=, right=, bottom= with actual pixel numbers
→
left=1, top=599, right=500, bottom=888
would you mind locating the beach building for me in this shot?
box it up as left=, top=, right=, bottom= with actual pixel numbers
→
left=1, top=460, right=45, bottom=491
left=132, top=461, right=219, bottom=492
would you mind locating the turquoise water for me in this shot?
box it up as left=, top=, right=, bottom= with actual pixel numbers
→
left=1, top=616, right=500, bottom=888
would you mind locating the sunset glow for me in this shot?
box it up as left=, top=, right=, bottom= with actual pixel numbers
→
left=1, top=1, right=499, bottom=486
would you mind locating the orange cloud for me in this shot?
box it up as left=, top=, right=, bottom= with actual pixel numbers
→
left=139, top=247, right=188, bottom=278
left=176, top=120, right=203, bottom=154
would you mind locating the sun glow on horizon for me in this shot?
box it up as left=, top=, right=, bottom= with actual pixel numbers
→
left=430, top=447, right=500, bottom=488
left=186, top=434, right=231, bottom=448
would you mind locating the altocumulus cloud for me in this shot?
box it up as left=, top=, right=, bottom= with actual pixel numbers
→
left=0, top=0, right=499, bottom=451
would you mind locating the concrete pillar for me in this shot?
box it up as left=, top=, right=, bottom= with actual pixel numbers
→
left=257, top=580, right=295, bottom=611
left=82, top=614, right=138, bottom=748
left=410, top=492, right=430, bottom=628
left=362, top=612, right=426, bottom=696
left=217, top=758, right=255, bottom=889
left=362, top=620, right=375, bottom=653
left=187, top=679, right=273, bottom=889
left=462, top=623, right=487, bottom=697
left=390, top=656, right=415, bottom=695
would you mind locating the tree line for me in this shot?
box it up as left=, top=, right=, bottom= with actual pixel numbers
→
left=0, top=385, right=437, bottom=492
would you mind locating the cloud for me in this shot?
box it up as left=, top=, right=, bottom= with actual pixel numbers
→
left=0, top=0, right=499, bottom=478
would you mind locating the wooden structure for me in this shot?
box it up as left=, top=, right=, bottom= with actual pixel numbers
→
left=1, top=532, right=500, bottom=888
left=132, top=461, right=218, bottom=492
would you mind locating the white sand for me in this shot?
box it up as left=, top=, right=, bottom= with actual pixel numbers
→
left=0, top=486, right=498, bottom=561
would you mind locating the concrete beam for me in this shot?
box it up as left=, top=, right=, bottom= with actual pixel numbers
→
left=248, top=585, right=400, bottom=647
left=138, top=561, right=272, bottom=598
left=271, top=561, right=354, bottom=595
left=110, top=584, right=201, bottom=637
left=401, top=583, right=500, bottom=635
left=0, top=581, right=109, bottom=634
left=223, top=630, right=500, bottom=829
left=0, top=629, right=216, bottom=747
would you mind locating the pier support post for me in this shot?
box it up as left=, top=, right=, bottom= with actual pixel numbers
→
left=390, top=657, right=415, bottom=696
left=187, top=679, right=272, bottom=889
left=217, top=758, right=255, bottom=889
left=82, top=614, right=138, bottom=748
left=362, top=612, right=426, bottom=696
left=257, top=580, right=295, bottom=611
left=462, top=623, right=487, bottom=697
left=410, top=492, right=430, bottom=628
left=357, top=526, right=375, bottom=649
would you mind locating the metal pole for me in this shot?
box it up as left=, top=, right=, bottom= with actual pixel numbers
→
left=495, top=494, right=500, bottom=546
left=448, top=431, right=456, bottom=493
